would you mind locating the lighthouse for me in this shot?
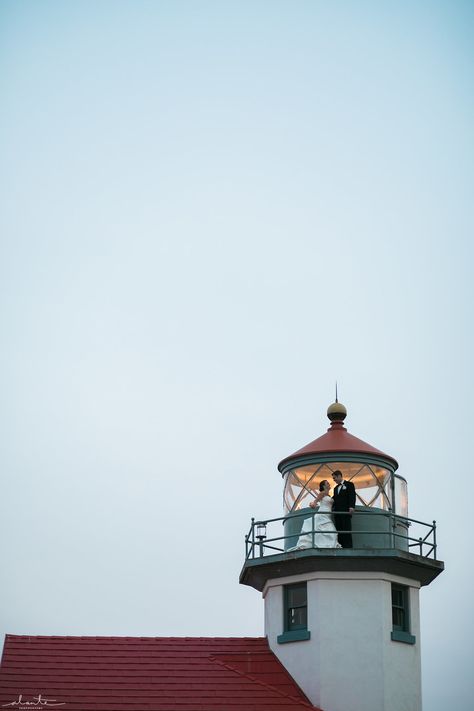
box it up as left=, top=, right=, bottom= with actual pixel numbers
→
left=240, top=401, right=444, bottom=711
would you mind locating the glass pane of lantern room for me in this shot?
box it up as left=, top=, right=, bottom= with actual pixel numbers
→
left=295, top=473, right=321, bottom=509
left=283, top=472, right=302, bottom=511
left=325, top=462, right=392, bottom=510
left=284, top=464, right=334, bottom=512
left=283, top=466, right=317, bottom=512
left=284, top=462, right=393, bottom=512
left=356, top=465, right=391, bottom=509
left=394, top=476, right=408, bottom=517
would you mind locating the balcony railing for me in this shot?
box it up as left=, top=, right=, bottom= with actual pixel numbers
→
left=245, top=509, right=438, bottom=561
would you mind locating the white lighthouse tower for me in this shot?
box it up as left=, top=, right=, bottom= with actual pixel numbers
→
left=240, top=401, right=444, bottom=711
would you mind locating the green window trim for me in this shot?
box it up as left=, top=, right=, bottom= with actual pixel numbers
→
left=278, top=629, right=311, bottom=644
left=279, top=582, right=310, bottom=644
left=391, top=630, right=416, bottom=645
left=391, top=583, right=416, bottom=644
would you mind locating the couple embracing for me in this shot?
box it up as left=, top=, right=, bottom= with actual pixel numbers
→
left=293, top=470, right=356, bottom=550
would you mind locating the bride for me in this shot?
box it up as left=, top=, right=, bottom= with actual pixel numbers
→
left=290, top=480, right=342, bottom=550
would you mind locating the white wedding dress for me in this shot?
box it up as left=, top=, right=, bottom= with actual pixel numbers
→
left=291, top=496, right=342, bottom=549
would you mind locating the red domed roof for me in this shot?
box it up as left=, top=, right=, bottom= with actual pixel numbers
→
left=278, top=404, right=398, bottom=471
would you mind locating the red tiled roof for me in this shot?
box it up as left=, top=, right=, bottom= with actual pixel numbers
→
left=0, top=635, right=319, bottom=711
left=278, top=420, right=398, bottom=471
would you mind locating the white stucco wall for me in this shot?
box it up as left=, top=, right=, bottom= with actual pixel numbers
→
left=264, top=571, right=421, bottom=711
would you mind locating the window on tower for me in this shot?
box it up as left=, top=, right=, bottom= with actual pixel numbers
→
left=391, top=583, right=416, bottom=644
left=277, top=582, right=311, bottom=644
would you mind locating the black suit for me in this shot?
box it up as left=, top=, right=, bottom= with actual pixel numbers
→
left=333, top=480, right=356, bottom=548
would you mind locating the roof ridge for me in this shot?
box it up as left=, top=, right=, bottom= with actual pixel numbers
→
left=4, top=634, right=267, bottom=641
left=210, top=653, right=318, bottom=710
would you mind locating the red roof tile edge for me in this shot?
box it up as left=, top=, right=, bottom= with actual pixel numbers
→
left=210, top=654, right=317, bottom=709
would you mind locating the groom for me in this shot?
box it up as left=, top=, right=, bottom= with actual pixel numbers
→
left=332, top=470, right=356, bottom=548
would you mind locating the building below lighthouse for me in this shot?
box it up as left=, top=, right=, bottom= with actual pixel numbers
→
left=0, top=402, right=444, bottom=711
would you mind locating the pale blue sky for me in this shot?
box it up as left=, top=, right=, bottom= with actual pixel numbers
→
left=1, top=2, right=473, bottom=709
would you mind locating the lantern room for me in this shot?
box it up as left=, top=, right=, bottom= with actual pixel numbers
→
left=241, top=399, right=443, bottom=584
left=279, top=400, right=408, bottom=518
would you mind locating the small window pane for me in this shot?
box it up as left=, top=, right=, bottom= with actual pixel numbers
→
left=392, top=607, right=405, bottom=629
left=392, top=589, right=403, bottom=607
left=289, top=606, right=307, bottom=629
left=285, top=583, right=308, bottom=632
left=288, top=585, right=306, bottom=607
left=392, top=584, right=409, bottom=633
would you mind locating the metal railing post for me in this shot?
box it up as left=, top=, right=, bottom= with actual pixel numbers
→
left=432, top=520, right=437, bottom=559
left=251, top=518, right=255, bottom=559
